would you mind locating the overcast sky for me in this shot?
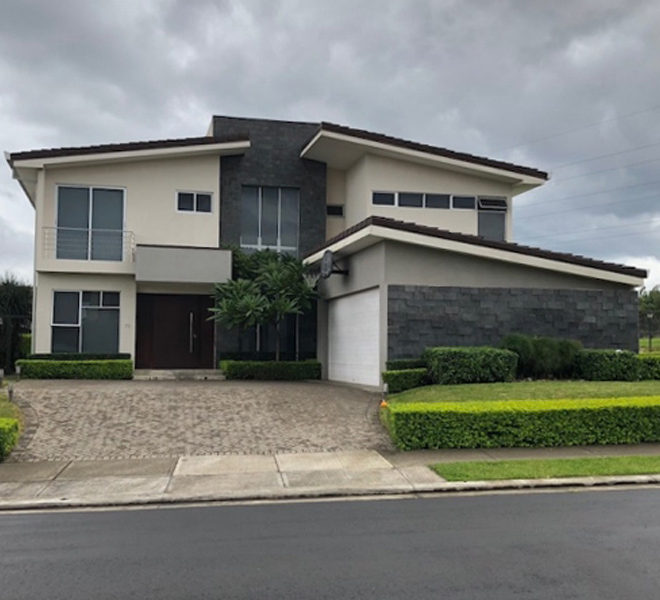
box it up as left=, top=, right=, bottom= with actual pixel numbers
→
left=2, top=0, right=659, bottom=288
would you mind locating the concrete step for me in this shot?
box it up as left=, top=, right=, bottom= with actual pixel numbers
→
left=133, top=369, right=226, bottom=381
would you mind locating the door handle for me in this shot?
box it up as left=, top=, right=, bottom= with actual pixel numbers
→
left=189, top=311, right=194, bottom=353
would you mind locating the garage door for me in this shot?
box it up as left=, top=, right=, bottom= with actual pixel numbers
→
left=328, top=288, right=381, bottom=386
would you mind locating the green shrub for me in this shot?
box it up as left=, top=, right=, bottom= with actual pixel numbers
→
left=385, top=358, right=426, bottom=370
left=0, top=418, right=19, bottom=460
left=575, top=350, right=639, bottom=381
left=382, top=368, right=428, bottom=393
left=384, top=396, right=660, bottom=450
left=18, top=333, right=31, bottom=358
left=639, top=355, right=660, bottom=380
left=221, top=360, right=321, bottom=380
left=16, top=359, right=133, bottom=380
left=27, top=353, right=131, bottom=361
left=423, top=347, right=517, bottom=385
left=501, top=334, right=581, bottom=379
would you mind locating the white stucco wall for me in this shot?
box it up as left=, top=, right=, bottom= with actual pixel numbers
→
left=326, top=167, right=346, bottom=239
left=343, top=154, right=514, bottom=239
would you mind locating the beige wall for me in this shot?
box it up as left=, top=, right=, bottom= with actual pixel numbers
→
left=343, top=154, right=514, bottom=239
left=36, top=155, right=221, bottom=274
left=33, top=272, right=137, bottom=356
left=326, top=167, right=346, bottom=239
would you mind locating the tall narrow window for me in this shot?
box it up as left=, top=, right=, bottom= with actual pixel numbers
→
left=240, top=186, right=299, bottom=254
left=56, top=186, right=124, bottom=261
left=477, top=196, right=507, bottom=241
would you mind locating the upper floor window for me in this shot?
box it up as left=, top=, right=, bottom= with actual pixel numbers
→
left=477, top=196, right=507, bottom=241
left=56, top=186, right=124, bottom=261
left=240, top=186, right=299, bottom=254
left=51, top=290, right=120, bottom=353
left=177, top=191, right=212, bottom=213
left=452, top=196, right=476, bottom=209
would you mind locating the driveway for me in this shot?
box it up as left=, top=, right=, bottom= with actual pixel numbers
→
left=9, top=380, right=392, bottom=461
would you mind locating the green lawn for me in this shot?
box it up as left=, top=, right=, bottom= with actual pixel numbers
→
left=432, top=455, right=660, bottom=481
left=390, top=380, right=660, bottom=404
left=640, top=337, right=660, bottom=353
left=0, top=388, right=19, bottom=420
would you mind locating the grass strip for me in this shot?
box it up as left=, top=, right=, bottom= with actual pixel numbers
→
left=432, top=455, right=660, bottom=481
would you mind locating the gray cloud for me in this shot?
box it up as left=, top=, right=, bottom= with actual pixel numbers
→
left=1, top=0, right=659, bottom=286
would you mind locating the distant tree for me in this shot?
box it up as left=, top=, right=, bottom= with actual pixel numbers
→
left=639, top=286, right=660, bottom=338
left=0, top=273, right=32, bottom=373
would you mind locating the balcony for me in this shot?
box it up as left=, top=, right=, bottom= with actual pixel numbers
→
left=43, top=227, right=135, bottom=262
left=135, top=244, right=232, bottom=284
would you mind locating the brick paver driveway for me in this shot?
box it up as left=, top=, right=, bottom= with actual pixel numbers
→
left=9, top=380, right=392, bottom=461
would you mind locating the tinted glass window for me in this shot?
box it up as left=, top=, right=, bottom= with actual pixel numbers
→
left=398, top=192, right=423, bottom=207
left=82, top=291, right=100, bottom=307
left=52, top=327, right=79, bottom=353
left=57, top=187, right=89, bottom=259
left=280, top=188, right=299, bottom=249
left=102, top=292, right=120, bottom=307
left=478, top=211, right=506, bottom=241
left=453, top=196, right=476, bottom=209
left=81, top=308, right=119, bottom=353
left=425, top=194, right=450, bottom=209
left=240, top=186, right=259, bottom=245
left=178, top=192, right=194, bottom=211
left=372, top=192, right=395, bottom=205
left=196, top=194, right=212, bottom=213
left=261, top=187, right=279, bottom=246
left=326, top=205, right=344, bottom=216
left=53, top=292, right=79, bottom=324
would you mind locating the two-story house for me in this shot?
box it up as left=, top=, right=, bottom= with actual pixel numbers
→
left=6, top=116, right=646, bottom=386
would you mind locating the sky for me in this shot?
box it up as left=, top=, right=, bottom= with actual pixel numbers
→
left=1, top=0, right=659, bottom=288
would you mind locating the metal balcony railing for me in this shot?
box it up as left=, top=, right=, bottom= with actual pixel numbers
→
left=43, top=227, right=135, bottom=262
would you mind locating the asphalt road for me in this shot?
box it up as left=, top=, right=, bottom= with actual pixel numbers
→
left=1, top=489, right=660, bottom=599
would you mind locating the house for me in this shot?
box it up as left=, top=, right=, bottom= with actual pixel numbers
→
left=6, top=116, right=646, bottom=386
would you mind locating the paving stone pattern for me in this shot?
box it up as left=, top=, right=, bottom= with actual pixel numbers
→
left=388, top=285, right=639, bottom=359
left=9, top=380, right=392, bottom=462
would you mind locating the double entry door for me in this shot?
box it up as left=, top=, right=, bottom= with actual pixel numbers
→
left=135, top=294, right=214, bottom=369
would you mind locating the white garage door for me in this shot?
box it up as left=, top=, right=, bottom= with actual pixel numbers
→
left=328, top=288, right=381, bottom=386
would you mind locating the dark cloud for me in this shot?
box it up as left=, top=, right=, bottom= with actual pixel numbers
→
left=1, top=0, right=659, bottom=285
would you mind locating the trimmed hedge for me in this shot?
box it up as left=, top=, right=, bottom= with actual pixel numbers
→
left=0, top=418, right=19, bottom=460
left=423, top=346, right=517, bottom=385
left=575, top=350, right=639, bottom=381
left=639, top=355, right=660, bottom=380
left=382, top=368, right=428, bottom=393
left=18, top=334, right=31, bottom=359
left=27, top=353, right=131, bottom=361
left=385, top=358, right=426, bottom=371
left=220, top=360, right=321, bottom=381
left=384, top=396, right=660, bottom=450
left=16, top=359, right=133, bottom=380
left=501, top=334, right=581, bottom=379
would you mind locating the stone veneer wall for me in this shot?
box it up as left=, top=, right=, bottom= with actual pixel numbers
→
left=387, top=285, right=639, bottom=359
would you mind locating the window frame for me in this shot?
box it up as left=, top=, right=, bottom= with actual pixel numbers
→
left=175, top=190, right=214, bottom=214
left=451, top=195, right=477, bottom=210
left=326, top=205, right=344, bottom=217
left=55, top=184, right=126, bottom=261
left=51, top=290, right=121, bottom=353
left=240, top=185, right=300, bottom=255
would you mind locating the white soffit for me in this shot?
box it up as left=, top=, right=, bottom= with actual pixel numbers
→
left=304, top=225, right=644, bottom=287
left=300, top=130, right=546, bottom=188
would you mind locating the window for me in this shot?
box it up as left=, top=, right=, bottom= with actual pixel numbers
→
left=177, top=191, right=212, bottom=213
left=326, top=205, right=344, bottom=217
left=240, top=186, right=299, bottom=254
left=425, top=193, right=450, bottom=209
left=57, top=186, right=124, bottom=260
left=452, top=195, right=476, bottom=209
left=477, top=196, right=507, bottom=241
left=372, top=192, right=395, bottom=206
left=398, top=192, right=423, bottom=208
left=51, top=291, right=120, bottom=353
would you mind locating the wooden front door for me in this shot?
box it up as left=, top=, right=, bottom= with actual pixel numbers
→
left=135, top=294, right=214, bottom=369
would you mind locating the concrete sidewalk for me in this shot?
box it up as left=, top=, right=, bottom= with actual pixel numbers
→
left=3, top=444, right=660, bottom=510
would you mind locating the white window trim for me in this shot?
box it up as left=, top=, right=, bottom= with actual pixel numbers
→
left=51, top=290, right=120, bottom=353
left=175, top=190, right=214, bottom=214
left=240, top=186, right=299, bottom=254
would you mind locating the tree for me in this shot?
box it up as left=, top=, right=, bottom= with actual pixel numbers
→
left=211, top=249, right=317, bottom=361
left=0, top=273, right=32, bottom=373
left=639, top=286, right=660, bottom=340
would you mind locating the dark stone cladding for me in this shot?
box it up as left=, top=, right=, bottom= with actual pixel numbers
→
left=213, top=116, right=326, bottom=257
left=387, top=285, right=640, bottom=359
left=213, top=117, right=326, bottom=359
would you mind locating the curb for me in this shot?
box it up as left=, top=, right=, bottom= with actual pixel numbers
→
left=1, top=474, right=659, bottom=511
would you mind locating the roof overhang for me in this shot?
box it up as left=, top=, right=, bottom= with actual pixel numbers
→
left=300, top=129, right=547, bottom=195
left=6, top=139, right=250, bottom=206
left=304, top=223, right=646, bottom=287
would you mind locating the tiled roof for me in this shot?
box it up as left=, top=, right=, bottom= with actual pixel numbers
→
left=8, top=134, right=249, bottom=162
left=313, top=122, right=549, bottom=180
left=306, top=216, right=646, bottom=279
